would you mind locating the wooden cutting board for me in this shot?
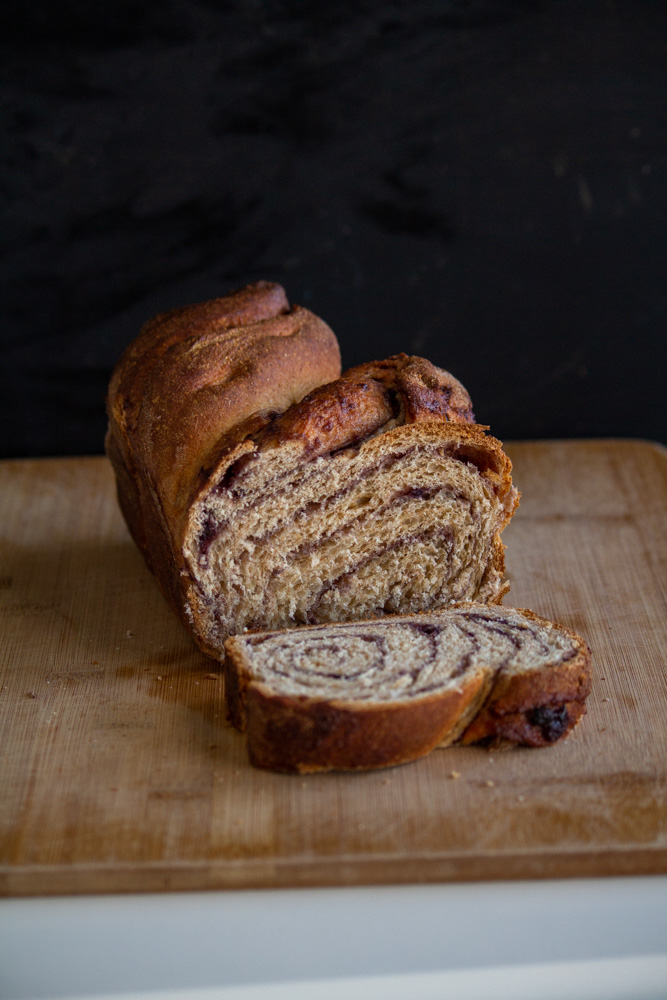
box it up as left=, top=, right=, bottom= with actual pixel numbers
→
left=1, top=440, right=665, bottom=897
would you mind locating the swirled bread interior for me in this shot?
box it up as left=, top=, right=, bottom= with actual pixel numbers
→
left=224, top=604, right=592, bottom=773
left=185, top=421, right=517, bottom=650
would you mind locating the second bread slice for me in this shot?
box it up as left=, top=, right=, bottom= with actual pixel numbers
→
left=223, top=604, right=592, bottom=773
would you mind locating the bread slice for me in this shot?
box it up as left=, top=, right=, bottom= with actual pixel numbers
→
left=223, top=605, right=592, bottom=773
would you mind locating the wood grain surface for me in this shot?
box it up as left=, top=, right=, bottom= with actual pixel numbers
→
left=0, top=440, right=665, bottom=896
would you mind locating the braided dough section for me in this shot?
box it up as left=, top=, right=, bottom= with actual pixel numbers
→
left=106, top=282, right=342, bottom=631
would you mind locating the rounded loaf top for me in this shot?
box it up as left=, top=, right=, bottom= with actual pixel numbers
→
left=107, top=281, right=342, bottom=525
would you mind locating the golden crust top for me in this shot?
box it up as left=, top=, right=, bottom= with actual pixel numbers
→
left=106, top=281, right=342, bottom=528
left=253, top=353, right=476, bottom=462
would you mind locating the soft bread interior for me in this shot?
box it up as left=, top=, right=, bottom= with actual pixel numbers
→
left=185, top=424, right=516, bottom=644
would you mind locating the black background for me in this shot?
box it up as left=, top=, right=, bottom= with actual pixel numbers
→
left=2, top=0, right=665, bottom=459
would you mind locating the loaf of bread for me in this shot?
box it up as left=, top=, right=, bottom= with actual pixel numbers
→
left=224, top=605, right=592, bottom=773
left=106, top=281, right=519, bottom=657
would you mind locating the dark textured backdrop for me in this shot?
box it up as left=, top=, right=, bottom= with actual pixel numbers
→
left=2, top=0, right=665, bottom=458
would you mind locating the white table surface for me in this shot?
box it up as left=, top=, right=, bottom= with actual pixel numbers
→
left=1, top=876, right=666, bottom=1000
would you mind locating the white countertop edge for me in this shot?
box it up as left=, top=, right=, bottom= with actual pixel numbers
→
left=34, top=956, right=667, bottom=1000
left=1, top=876, right=666, bottom=1000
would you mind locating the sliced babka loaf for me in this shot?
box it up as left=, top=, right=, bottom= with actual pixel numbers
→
left=224, top=605, right=592, bottom=773
left=106, top=282, right=519, bottom=658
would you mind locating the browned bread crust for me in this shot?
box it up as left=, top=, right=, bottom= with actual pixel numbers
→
left=223, top=605, right=592, bottom=773
left=107, top=282, right=518, bottom=654
left=457, top=607, right=593, bottom=747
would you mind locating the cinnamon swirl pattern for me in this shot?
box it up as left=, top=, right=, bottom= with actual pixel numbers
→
left=224, top=604, right=592, bottom=773
left=187, top=422, right=516, bottom=646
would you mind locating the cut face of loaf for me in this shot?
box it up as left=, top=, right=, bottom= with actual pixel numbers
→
left=182, top=353, right=518, bottom=654
left=186, top=419, right=517, bottom=652
left=224, top=605, right=593, bottom=773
